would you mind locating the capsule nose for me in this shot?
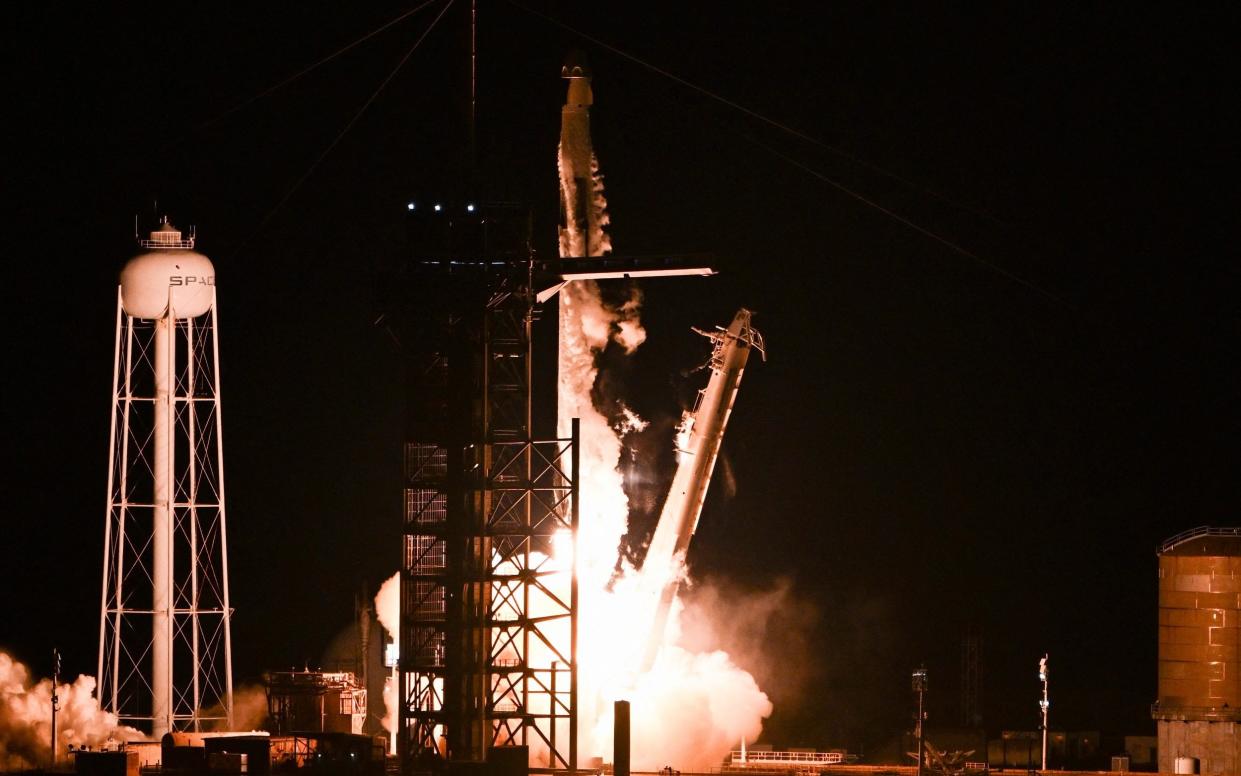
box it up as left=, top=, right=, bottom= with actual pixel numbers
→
left=561, top=49, right=591, bottom=79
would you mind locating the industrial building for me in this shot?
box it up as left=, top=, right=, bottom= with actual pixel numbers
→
left=264, top=671, right=368, bottom=737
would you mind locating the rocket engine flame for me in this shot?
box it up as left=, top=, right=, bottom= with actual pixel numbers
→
left=0, top=651, right=143, bottom=770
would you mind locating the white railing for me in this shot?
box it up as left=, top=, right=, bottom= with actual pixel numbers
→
left=139, top=237, right=196, bottom=249
left=728, top=751, right=844, bottom=766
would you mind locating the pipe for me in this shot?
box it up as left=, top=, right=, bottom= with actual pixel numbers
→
left=614, top=700, right=630, bottom=776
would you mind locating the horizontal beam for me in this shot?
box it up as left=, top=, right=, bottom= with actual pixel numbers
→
left=537, top=253, right=716, bottom=278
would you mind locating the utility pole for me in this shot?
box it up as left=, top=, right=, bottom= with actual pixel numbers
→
left=51, top=648, right=60, bottom=768
left=912, top=666, right=928, bottom=776
left=1038, top=654, right=1050, bottom=772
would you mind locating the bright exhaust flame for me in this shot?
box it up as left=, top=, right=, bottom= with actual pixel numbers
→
left=0, top=651, right=143, bottom=769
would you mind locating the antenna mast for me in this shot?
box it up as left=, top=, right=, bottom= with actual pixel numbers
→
left=471, top=0, right=477, bottom=164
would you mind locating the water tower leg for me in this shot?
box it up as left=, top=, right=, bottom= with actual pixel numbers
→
left=152, top=315, right=174, bottom=738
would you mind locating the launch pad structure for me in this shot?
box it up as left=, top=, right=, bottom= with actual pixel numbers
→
left=393, top=200, right=580, bottom=771
left=389, top=198, right=715, bottom=773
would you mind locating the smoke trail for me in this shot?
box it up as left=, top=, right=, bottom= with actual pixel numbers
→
left=0, top=651, right=143, bottom=769
left=588, top=153, right=614, bottom=258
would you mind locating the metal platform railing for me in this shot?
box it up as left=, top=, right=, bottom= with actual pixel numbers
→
left=1158, top=525, right=1241, bottom=554
left=727, top=751, right=845, bottom=766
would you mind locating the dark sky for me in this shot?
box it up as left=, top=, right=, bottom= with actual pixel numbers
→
left=5, top=0, right=1236, bottom=754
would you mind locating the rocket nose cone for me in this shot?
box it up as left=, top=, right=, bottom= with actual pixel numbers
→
left=561, top=49, right=591, bottom=79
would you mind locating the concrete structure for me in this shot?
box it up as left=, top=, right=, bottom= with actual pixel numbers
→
left=1152, top=526, right=1241, bottom=775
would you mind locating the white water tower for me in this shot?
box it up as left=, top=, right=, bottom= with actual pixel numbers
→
left=97, top=217, right=234, bottom=736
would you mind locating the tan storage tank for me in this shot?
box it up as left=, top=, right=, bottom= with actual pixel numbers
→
left=1153, top=527, right=1241, bottom=776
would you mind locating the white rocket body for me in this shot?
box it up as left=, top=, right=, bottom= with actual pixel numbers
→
left=557, top=63, right=613, bottom=441
left=558, top=67, right=606, bottom=260
left=641, top=309, right=762, bottom=669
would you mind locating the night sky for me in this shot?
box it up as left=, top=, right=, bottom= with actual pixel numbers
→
left=6, top=1, right=1236, bottom=755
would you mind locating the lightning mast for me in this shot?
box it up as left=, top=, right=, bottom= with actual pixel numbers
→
left=98, top=218, right=234, bottom=736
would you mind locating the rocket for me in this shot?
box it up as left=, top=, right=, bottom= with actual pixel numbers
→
left=558, top=51, right=609, bottom=260
left=557, top=52, right=615, bottom=442
left=640, top=308, right=764, bottom=670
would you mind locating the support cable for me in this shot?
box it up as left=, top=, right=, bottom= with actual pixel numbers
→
left=183, top=1, right=442, bottom=139
left=240, top=0, right=456, bottom=249
left=505, top=0, right=1009, bottom=228
left=745, top=134, right=1061, bottom=303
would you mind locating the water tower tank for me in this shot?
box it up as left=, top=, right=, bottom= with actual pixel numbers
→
left=120, top=218, right=215, bottom=319
left=1153, top=527, right=1241, bottom=775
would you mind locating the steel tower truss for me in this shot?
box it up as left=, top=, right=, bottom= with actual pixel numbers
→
left=399, top=204, right=578, bottom=771
left=98, top=288, right=234, bottom=733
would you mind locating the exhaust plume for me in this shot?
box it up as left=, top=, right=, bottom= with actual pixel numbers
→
left=374, top=574, right=401, bottom=750
left=0, top=651, right=143, bottom=770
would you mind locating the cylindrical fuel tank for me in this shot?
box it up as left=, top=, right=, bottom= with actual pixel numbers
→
left=1174, top=755, right=1200, bottom=774
left=1157, top=528, right=1241, bottom=712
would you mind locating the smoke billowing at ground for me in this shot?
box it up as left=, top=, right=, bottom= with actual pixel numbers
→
left=678, top=577, right=822, bottom=712
left=201, top=684, right=269, bottom=733
left=375, top=574, right=401, bottom=749
left=0, top=652, right=142, bottom=770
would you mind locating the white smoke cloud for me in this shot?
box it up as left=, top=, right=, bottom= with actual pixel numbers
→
left=598, top=646, right=770, bottom=771
left=0, top=651, right=143, bottom=770
left=678, top=577, right=821, bottom=713
left=374, top=573, right=401, bottom=749
left=226, top=685, right=269, bottom=732
left=589, top=153, right=614, bottom=257
left=611, top=289, right=647, bottom=353
left=615, top=403, right=648, bottom=436
left=374, top=574, right=400, bottom=649
left=198, top=683, right=268, bottom=732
